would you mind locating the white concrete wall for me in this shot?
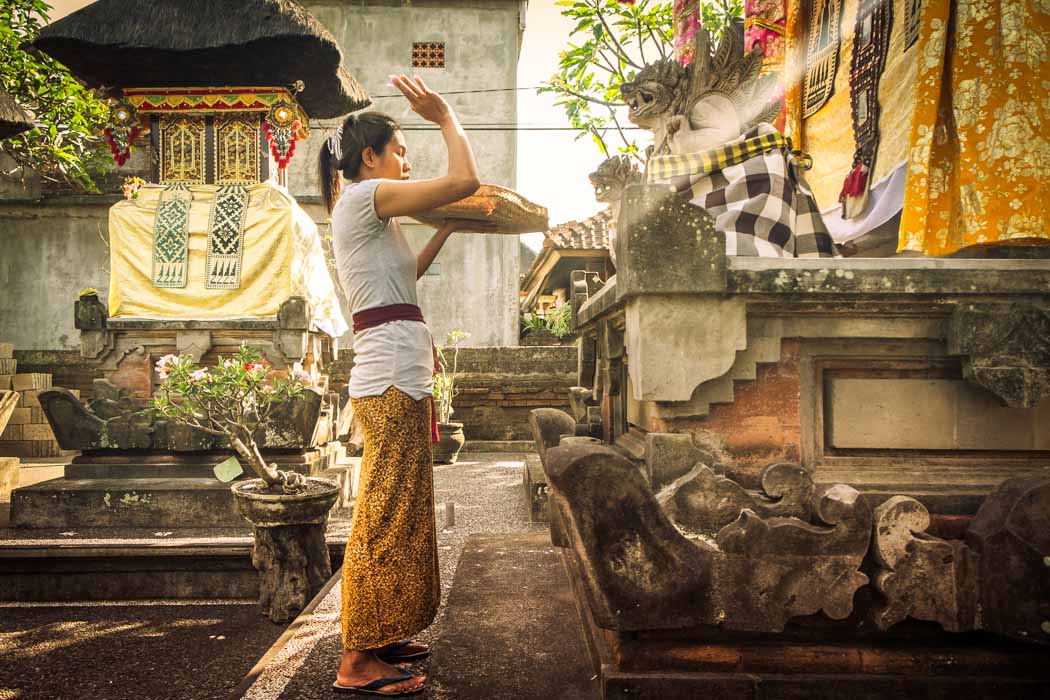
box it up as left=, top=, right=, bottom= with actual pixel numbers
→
left=295, top=0, right=526, bottom=347
left=0, top=200, right=112, bottom=350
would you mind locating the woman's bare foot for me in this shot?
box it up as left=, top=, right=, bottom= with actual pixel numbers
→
left=336, top=650, right=425, bottom=694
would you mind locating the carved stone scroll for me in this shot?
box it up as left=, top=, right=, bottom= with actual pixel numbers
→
left=528, top=408, right=576, bottom=468
left=674, top=462, right=814, bottom=533
left=967, top=470, right=1050, bottom=644
left=872, top=496, right=979, bottom=632
left=871, top=472, right=1050, bottom=645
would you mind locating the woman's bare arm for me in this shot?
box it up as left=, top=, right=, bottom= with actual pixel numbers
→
left=415, top=218, right=496, bottom=279
left=375, top=76, right=481, bottom=219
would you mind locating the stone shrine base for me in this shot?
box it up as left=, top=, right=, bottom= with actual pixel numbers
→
left=564, top=545, right=1050, bottom=700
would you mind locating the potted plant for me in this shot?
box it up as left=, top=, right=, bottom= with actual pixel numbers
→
left=432, top=329, right=469, bottom=464
left=151, top=343, right=338, bottom=623
left=520, top=304, right=575, bottom=345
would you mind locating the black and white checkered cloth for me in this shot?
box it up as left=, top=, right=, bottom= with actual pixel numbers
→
left=649, top=124, right=838, bottom=258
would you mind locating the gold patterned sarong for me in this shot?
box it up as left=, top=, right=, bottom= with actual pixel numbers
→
left=898, top=0, right=1050, bottom=254
left=341, top=388, right=439, bottom=650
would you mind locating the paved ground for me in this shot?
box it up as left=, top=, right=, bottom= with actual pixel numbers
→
left=1, top=452, right=596, bottom=700
left=238, top=452, right=598, bottom=700
left=0, top=601, right=281, bottom=700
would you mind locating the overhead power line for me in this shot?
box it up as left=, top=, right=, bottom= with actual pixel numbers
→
left=371, top=86, right=546, bottom=97
left=399, top=124, right=645, bottom=131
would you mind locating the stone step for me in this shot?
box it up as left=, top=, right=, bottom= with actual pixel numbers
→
left=10, top=477, right=246, bottom=528
left=0, top=539, right=347, bottom=602
left=64, top=451, right=329, bottom=480
left=428, top=533, right=597, bottom=699
left=460, top=439, right=534, bottom=453
left=523, top=453, right=549, bottom=523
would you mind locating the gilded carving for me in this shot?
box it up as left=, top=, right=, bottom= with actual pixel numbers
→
left=158, top=114, right=206, bottom=184
left=215, top=113, right=260, bottom=184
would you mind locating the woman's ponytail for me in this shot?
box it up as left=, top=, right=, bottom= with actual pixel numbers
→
left=319, top=119, right=348, bottom=215
left=317, top=112, right=401, bottom=215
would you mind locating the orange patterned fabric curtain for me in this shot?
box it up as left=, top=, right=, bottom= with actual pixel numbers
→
left=898, top=0, right=1050, bottom=255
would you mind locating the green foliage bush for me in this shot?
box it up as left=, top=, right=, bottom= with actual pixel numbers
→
left=1, top=0, right=110, bottom=191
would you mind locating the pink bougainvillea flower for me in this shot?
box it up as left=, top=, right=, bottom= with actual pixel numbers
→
left=188, top=369, right=209, bottom=382
left=294, top=369, right=312, bottom=384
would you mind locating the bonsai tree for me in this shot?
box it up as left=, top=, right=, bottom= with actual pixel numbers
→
left=433, top=329, right=469, bottom=424
left=151, top=343, right=312, bottom=493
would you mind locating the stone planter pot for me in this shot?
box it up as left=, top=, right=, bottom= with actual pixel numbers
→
left=231, top=476, right=340, bottom=623
left=433, top=422, right=466, bottom=464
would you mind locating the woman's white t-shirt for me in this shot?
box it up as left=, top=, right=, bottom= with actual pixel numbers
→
left=332, top=179, right=433, bottom=401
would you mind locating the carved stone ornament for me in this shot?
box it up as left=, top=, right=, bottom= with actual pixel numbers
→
left=948, top=302, right=1050, bottom=408
left=872, top=496, right=979, bottom=633
left=670, top=462, right=815, bottom=533
left=528, top=407, right=576, bottom=468
left=873, top=471, right=1050, bottom=645
left=544, top=441, right=870, bottom=633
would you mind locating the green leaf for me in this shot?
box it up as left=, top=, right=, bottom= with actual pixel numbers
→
left=213, top=456, right=244, bottom=483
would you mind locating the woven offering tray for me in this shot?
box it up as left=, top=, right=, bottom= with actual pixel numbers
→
left=410, top=184, right=549, bottom=234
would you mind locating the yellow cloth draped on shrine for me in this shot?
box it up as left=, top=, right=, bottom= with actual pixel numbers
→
left=784, top=0, right=918, bottom=212
left=899, top=0, right=1050, bottom=254
left=107, top=182, right=347, bottom=336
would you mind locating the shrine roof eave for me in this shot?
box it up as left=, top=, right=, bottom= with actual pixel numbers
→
left=33, top=0, right=370, bottom=119
left=0, top=91, right=35, bottom=140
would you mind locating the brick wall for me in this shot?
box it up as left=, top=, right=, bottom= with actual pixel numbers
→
left=14, top=350, right=101, bottom=400
left=330, top=346, right=577, bottom=441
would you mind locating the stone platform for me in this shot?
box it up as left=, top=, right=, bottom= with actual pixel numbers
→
left=564, top=545, right=1050, bottom=700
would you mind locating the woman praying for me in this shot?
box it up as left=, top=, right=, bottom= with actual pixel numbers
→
left=319, top=75, right=484, bottom=697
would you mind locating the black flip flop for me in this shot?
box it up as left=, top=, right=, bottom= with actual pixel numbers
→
left=377, top=640, right=431, bottom=662
left=332, top=671, right=424, bottom=696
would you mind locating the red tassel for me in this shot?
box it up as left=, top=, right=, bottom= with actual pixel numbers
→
left=430, top=397, right=440, bottom=443
left=104, top=127, right=139, bottom=166
left=839, top=162, right=868, bottom=201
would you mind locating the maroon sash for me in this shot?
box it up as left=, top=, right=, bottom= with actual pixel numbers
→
left=351, top=303, right=440, bottom=443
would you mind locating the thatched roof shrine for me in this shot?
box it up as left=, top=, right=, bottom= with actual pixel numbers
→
left=0, top=91, right=35, bottom=140
left=33, top=0, right=370, bottom=119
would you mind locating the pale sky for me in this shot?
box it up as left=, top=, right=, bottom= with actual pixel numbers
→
left=47, top=0, right=650, bottom=249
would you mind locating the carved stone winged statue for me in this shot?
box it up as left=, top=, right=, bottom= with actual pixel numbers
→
left=588, top=155, right=642, bottom=265
left=619, top=20, right=837, bottom=258
left=621, top=20, right=781, bottom=156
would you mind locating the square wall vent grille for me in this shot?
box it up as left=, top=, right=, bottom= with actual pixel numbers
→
left=412, top=42, right=446, bottom=68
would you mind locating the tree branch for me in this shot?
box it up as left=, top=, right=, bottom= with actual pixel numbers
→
left=560, top=86, right=627, bottom=108
left=609, top=109, right=646, bottom=165
left=647, top=26, right=669, bottom=60
left=590, top=0, right=642, bottom=69
left=636, top=19, right=648, bottom=64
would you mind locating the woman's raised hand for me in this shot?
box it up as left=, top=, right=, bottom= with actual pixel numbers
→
left=390, top=75, right=452, bottom=125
